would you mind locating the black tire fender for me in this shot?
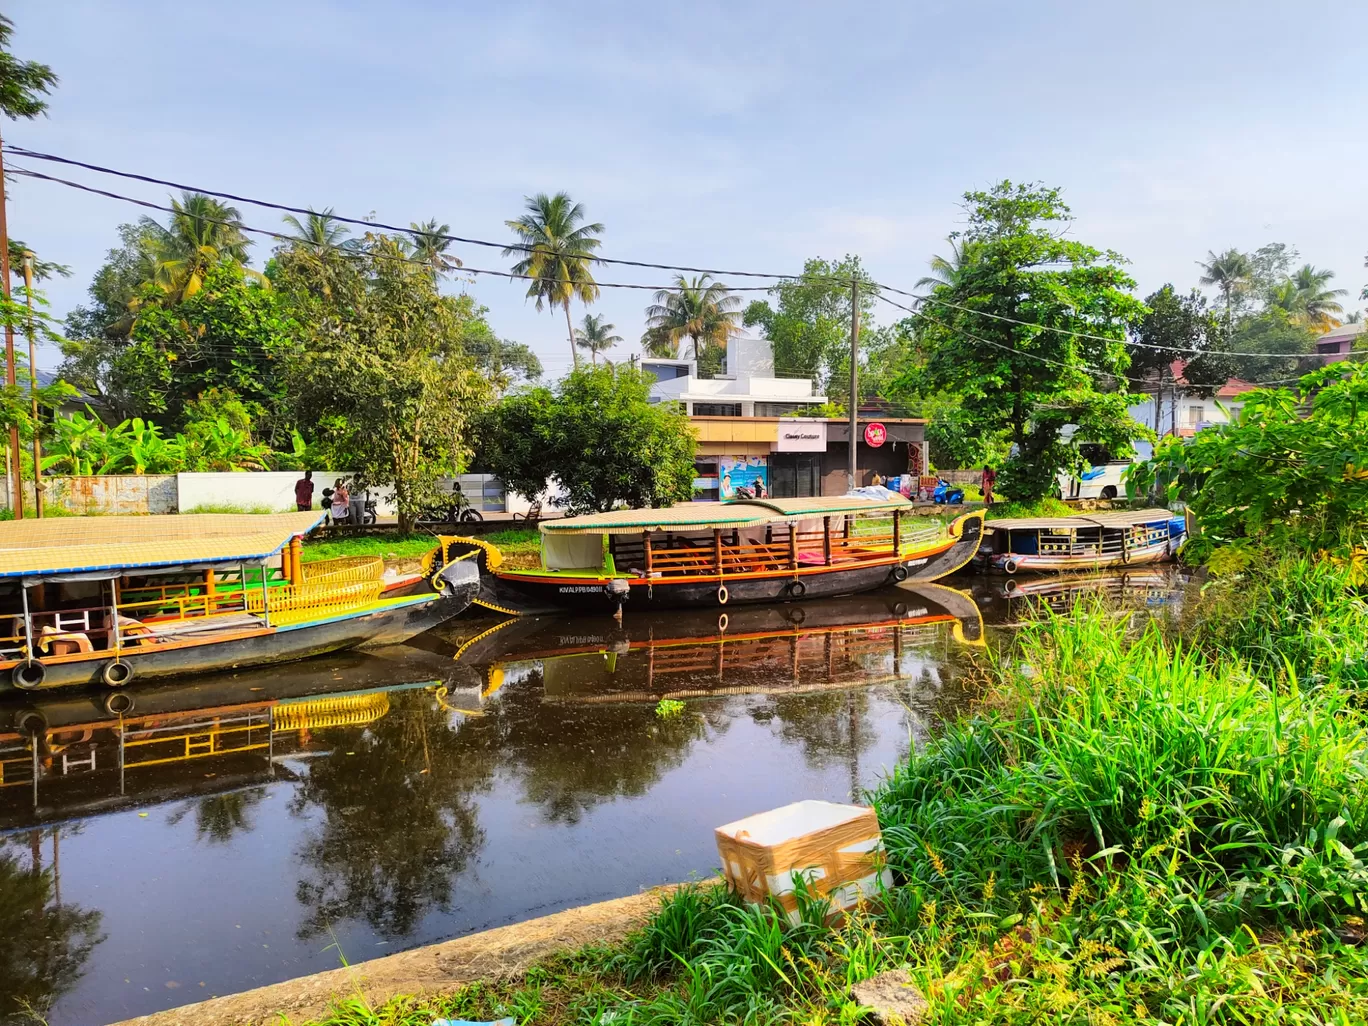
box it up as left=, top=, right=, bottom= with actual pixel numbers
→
left=890, top=565, right=909, bottom=583
left=12, top=660, right=45, bottom=690
left=101, top=660, right=135, bottom=688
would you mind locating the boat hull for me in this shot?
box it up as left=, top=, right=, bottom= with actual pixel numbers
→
left=486, top=512, right=985, bottom=614
left=988, top=540, right=1171, bottom=573
left=0, top=562, right=480, bottom=692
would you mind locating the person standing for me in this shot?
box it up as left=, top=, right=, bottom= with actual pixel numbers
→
left=981, top=465, right=997, bottom=506
left=330, top=479, right=351, bottom=523
left=294, top=471, right=315, bottom=512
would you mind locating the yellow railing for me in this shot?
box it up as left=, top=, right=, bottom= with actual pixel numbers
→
left=301, top=556, right=386, bottom=586
left=244, top=578, right=386, bottom=625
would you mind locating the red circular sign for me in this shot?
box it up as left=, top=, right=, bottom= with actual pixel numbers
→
left=863, top=422, right=887, bottom=448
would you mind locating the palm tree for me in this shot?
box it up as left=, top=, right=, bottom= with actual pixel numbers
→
left=282, top=207, right=354, bottom=255
left=408, top=219, right=462, bottom=277
left=1290, top=263, right=1346, bottom=328
left=573, top=313, right=622, bottom=365
left=914, top=237, right=980, bottom=300
left=641, top=274, right=742, bottom=369
left=1197, top=248, right=1253, bottom=320
left=151, top=192, right=256, bottom=301
left=504, top=193, right=604, bottom=368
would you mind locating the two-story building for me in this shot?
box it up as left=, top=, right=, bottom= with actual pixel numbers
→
left=1127, top=360, right=1258, bottom=459
left=643, top=337, right=928, bottom=499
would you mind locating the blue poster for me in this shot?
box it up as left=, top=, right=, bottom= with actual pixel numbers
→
left=718, top=456, right=769, bottom=500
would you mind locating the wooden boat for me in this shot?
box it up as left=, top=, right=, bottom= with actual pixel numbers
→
left=475, top=495, right=984, bottom=614
left=451, top=583, right=984, bottom=705
left=0, top=513, right=480, bottom=692
left=979, top=508, right=1185, bottom=574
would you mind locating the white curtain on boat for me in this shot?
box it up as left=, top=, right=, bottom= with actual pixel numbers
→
left=543, top=533, right=604, bottom=570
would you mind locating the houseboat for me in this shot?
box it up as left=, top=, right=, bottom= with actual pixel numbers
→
left=979, top=508, right=1186, bottom=574
left=0, top=512, right=480, bottom=692
left=475, top=494, right=984, bottom=613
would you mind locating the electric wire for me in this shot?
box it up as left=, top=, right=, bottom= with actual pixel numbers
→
left=10, top=144, right=1353, bottom=365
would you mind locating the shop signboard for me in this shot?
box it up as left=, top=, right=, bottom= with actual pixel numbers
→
left=775, top=419, right=827, bottom=453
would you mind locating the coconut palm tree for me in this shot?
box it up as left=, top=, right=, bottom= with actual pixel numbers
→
left=151, top=192, right=256, bottom=302
left=1290, top=263, right=1346, bottom=328
left=1197, top=248, right=1253, bottom=320
left=641, top=274, right=742, bottom=370
left=573, top=313, right=622, bottom=365
left=914, top=237, right=980, bottom=300
left=503, top=193, right=604, bottom=368
left=408, top=219, right=462, bottom=277
left=282, top=207, right=354, bottom=255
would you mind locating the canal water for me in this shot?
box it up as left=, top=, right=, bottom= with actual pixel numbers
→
left=0, top=571, right=1179, bottom=1025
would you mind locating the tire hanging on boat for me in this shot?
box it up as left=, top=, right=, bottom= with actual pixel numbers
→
left=787, top=580, right=807, bottom=599
left=1003, top=557, right=1020, bottom=575
left=890, top=565, right=909, bottom=583
left=717, top=585, right=729, bottom=605
left=101, top=660, right=134, bottom=687
left=12, top=660, right=45, bottom=690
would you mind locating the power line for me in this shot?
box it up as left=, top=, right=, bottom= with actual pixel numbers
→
left=876, top=293, right=1308, bottom=391
left=9, top=143, right=852, bottom=285
left=12, top=143, right=1346, bottom=363
left=10, top=166, right=777, bottom=294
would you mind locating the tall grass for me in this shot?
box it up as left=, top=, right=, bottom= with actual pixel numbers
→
left=293, top=556, right=1368, bottom=1026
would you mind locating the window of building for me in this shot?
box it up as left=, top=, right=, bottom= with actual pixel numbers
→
left=1185, top=404, right=1204, bottom=427
left=754, top=402, right=811, bottom=417
left=692, top=403, right=742, bottom=417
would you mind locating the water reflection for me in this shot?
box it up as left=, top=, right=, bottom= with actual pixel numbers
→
left=0, top=832, right=104, bottom=1025
left=289, top=689, right=492, bottom=940
left=0, top=582, right=991, bottom=1025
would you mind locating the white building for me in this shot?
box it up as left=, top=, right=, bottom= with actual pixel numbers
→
left=642, top=336, right=826, bottom=416
left=1127, top=363, right=1257, bottom=460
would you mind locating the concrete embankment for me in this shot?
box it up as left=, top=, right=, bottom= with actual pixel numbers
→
left=111, top=888, right=671, bottom=1026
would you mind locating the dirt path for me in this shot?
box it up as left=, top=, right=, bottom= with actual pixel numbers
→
left=110, top=887, right=670, bottom=1026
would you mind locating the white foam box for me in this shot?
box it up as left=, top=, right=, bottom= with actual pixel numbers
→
left=715, top=800, right=893, bottom=922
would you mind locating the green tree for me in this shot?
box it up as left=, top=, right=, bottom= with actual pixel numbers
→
left=8, top=240, right=70, bottom=283
left=743, top=255, right=877, bottom=392
left=1288, top=263, right=1347, bottom=328
left=642, top=274, right=742, bottom=378
left=914, top=237, right=981, bottom=298
left=279, top=233, right=492, bottom=529
left=281, top=207, right=355, bottom=255
left=1197, top=247, right=1254, bottom=321
left=504, top=192, right=604, bottom=369
left=574, top=312, right=622, bottom=365
left=1132, top=361, right=1368, bottom=556
left=1224, top=308, right=1319, bottom=382
left=915, top=182, right=1149, bottom=502
left=408, top=219, right=462, bottom=277
left=477, top=365, right=696, bottom=514
left=0, top=13, right=57, bottom=120
left=146, top=192, right=257, bottom=305
left=73, top=259, right=299, bottom=433
left=1127, top=285, right=1232, bottom=434
left=461, top=327, right=543, bottom=390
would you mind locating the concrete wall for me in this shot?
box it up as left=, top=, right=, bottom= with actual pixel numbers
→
left=0, top=475, right=177, bottom=515
left=175, top=471, right=381, bottom=514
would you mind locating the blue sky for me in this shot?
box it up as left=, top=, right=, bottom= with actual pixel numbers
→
left=9, top=0, right=1368, bottom=377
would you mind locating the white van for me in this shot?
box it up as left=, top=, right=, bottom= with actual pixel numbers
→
left=1056, top=444, right=1134, bottom=501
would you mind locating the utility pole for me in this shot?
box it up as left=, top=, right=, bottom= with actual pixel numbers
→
left=23, top=251, right=41, bottom=517
left=847, top=278, right=860, bottom=492
left=0, top=134, right=21, bottom=518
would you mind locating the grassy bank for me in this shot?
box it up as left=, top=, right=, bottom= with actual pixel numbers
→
left=291, top=555, right=1368, bottom=1025
left=302, top=528, right=541, bottom=565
